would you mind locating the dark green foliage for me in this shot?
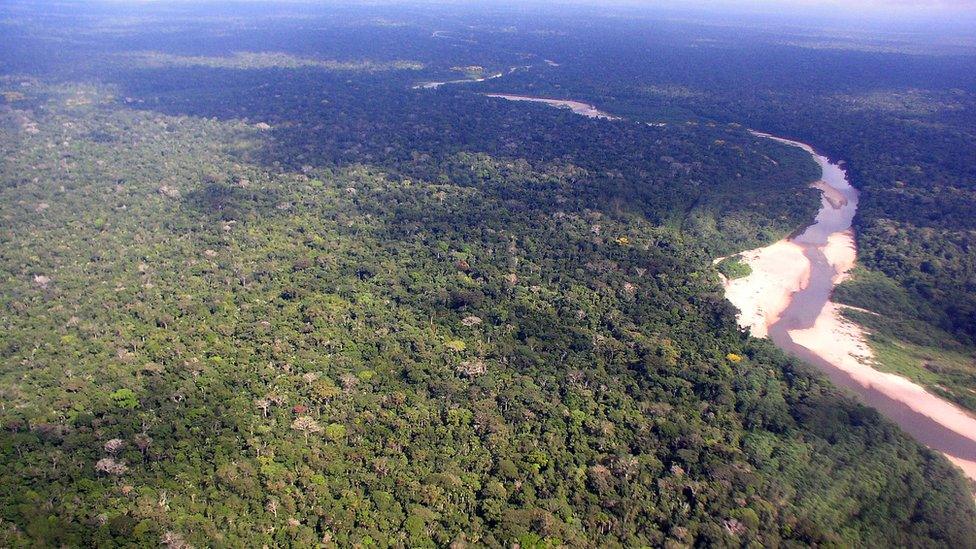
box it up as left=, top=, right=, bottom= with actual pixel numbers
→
left=472, top=10, right=976, bottom=418
left=716, top=256, right=752, bottom=280
left=0, top=75, right=972, bottom=548
left=0, top=4, right=974, bottom=548
left=834, top=269, right=976, bottom=412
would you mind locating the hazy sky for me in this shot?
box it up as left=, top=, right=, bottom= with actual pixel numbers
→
left=743, top=0, right=974, bottom=5
left=88, top=0, right=976, bottom=26
left=97, top=0, right=976, bottom=7
left=601, top=0, right=976, bottom=13
left=541, top=0, right=976, bottom=29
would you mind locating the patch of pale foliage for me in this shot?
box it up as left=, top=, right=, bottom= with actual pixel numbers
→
left=126, top=51, right=424, bottom=73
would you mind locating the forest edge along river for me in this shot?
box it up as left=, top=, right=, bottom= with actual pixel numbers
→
left=475, top=91, right=976, bottom=482
left=728, top=132, right=976, bottom=482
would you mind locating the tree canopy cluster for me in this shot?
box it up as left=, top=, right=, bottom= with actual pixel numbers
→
left=1, top=3, right=975, bottom=547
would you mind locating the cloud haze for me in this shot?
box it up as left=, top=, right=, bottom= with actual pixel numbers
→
left=541, top=0, right=976, bottom=15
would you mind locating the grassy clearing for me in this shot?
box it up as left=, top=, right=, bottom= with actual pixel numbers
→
left=837, top=268, right=976, bottom=413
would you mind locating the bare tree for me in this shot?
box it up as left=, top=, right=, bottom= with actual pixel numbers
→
left=134, top=433, right=152, bottom=458
left=104, top=439, right=125, bottom=454
left=291, top=416, right=323, bottom=443
left=266, top=498, right=278, bottom=518
left=255, top=399, right=271, bottom=418
left=161, top=531, right=192, bottom=549
left=94, top=457, right=128, bottom=476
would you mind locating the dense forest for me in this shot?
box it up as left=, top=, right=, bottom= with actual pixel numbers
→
left=1, top=2, right=975, bottom=547
left=473, top=13, right=976, bottom=413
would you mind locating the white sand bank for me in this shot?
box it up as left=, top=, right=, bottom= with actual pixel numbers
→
left=725, top=134, right=976, bottom=484
left=723, top=240, right=810, bottom=338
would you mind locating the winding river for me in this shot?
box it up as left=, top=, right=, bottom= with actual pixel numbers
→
left=735, top=132, right=976, bottom=482
left=466, top=90, right=976, bottom=481
left=482, top=94, right=620, bottom=120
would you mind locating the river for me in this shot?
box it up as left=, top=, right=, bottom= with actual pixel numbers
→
left=740, top=132, right=976, bottom=482
left=452, top=88, right=976, bottom=481
left=482, top=94, right=620, bottom=120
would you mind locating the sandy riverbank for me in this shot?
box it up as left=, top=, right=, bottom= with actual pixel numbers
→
left=813, top=180, right=848, bottom=208
left=824, top=229, right=857, bottom=282
left=788, top=300, right=976, bottom=480
left=484, top=94, right=620, bottom=120
left=723, top=241, right=810, bottom=338
left=413, top=72, right=504, bottom=90
left=450, top=96, right=976, bottom=483
left=725, top=135, right=976, bottom=483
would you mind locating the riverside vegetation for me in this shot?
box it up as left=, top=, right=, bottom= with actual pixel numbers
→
left=1, top=2, right=975, bottom=547
left=482, top=13, right=976, bottom=415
